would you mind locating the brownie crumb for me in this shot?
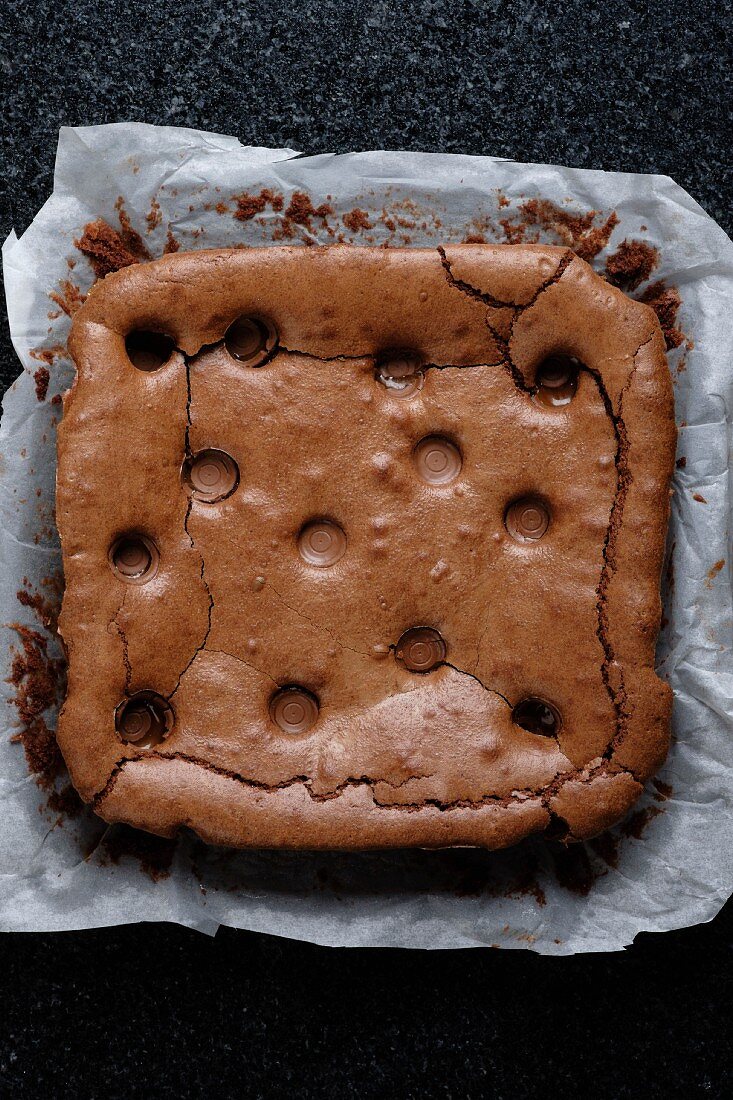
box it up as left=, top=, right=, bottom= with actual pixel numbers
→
left=572, top=212, right=620, bottom=262
left=114, top=196, right=151, bottom=260
left=7, top=623, right=66, bottom=790
left=233, top=188, right=284, bottom=221
left=692, top=492, right=707, bottom=503
left=75, top=220, right=141, bottom=278
left=652, top=778, right=673, bottom=801
left=605, top=239, right=659, bottom=291
left=145, top=198, right=162, bottom=232
left=33, top=367, right=50, bottom=402
left=47, top=783, right=84, bottom=818
left=589, top=831, right=620, bottom=868
left=549, top=843, right=597, bottom=896
left=48, top=280, right=86, bottom=317
left=639, top=281, right=685, bottom=350
left=463, top=233, right=486, bottom=244
left=676, top=456, right=687, bottom=469
left=284, top=191, right=333, bottom=230
left=163, top=227, right=180, bottom=254
left=100, top=824, right=176, bottom=882
left=620, top=805, right=663, bottom=839
left=342, top=208, right=372, bottom=232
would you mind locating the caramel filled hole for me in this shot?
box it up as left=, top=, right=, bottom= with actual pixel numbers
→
left=395, top=627, right=446, bottom=673
left=269, top=687, right=319, bottom=734
left=109, top=535, right=159, bottom=584
left=125, top=331, right=176, bottom=372
left=115, top=691, right=174, bottom=747
left=512, top=698, right=561, bottom=737
left=534, top=355, right=580, bottom=407
left=182, top=449, right=239, bottom=503
left=225, top=315, right=278, bottom=366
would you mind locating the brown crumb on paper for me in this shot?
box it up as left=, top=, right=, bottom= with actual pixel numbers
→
left=620, top=805, right=663, bottom=839
left=233, top=188, right=284, bottom=221
left=99, top=824, right=176, bottom=882
left=605, top=239, right=659, bottom=291
left=285, top=191, right=333, bottom=230
left=145, top=197, right=162, bottom=232
left=548, top=844, right=597, bottom=896
left=33, top=367, right=50, bottom=402
left=652, top=778, right=673, bottom=801
left=163, top=227, right=180, bottom=254
left=640, top=281, right=685, bottom=350
left=49, top=280, right=85, bottom=317
left=7, top=622, right=65, bottom=790
left=342, top=208, right=373, bottom=232
left=692, top=493, right=707, bottom=503
left=75, top=219, right=143, bottom=278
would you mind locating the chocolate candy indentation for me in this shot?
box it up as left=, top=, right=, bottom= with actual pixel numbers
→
left=115, top=691, right=173, bottom=747
left=182, top=449, right=239, bottom=503
left=225, top=315, right=278, bottom=366
left=512, top=698, right=561, bottom=738
left=534, top=355, right=580, bottom=406
left=109, top=535, right=159, bottom=583
left=298, top=520, right=347, bottom=567
left=125, top=331, right=176, bottom=372
left=505, top=497, right=550, bottom=542
left=395, top=627, right=447, bottom=673
left=376, top=351, right=424, bottom=397
left=414, top=436, right=462, bottom=485
left=270, top=687, right=319, bottom=734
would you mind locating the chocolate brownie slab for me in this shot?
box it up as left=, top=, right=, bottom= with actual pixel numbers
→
left=56, top=244, right=675, bottom=849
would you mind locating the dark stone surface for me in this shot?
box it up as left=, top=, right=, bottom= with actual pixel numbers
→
left=1, top=1, right=731, bottom=1096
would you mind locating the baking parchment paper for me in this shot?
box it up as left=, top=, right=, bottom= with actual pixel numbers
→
left=1, top=123, right=731, bottom=952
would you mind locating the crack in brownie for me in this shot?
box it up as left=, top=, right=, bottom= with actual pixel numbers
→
left=56, top=244, right=676, bottom=849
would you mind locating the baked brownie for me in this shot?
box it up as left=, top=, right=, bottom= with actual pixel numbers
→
left=56, top=244, right=676, bottom=849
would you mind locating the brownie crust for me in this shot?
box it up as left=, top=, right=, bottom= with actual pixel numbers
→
left=57, top=244, right=676, bottom=849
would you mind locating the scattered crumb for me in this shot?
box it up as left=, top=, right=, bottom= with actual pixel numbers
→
left=604, top=239, right=659, bottom=291
left=676, top=457, right=687, bottom=469
left=285, top=191, right=333, bottom=230
left=639, top=281, right=685, bottom=350
left=652, top=778, right=673, bottom=802
left=145, top=197, right=162, bottom=232
left=49, top=280, right=85, bottom=317
left=342, top=208, right=372, bottom=232
left=33, top=367, right=50, bottom=402
left=233, top=188, right=284, bottom=221
left=163, top=227, right=180, bottom=254
left=589, top=831, right=620, bottom=868
left=692, top=493, right=707, bottom=503
left=620, top=805, right=663, bottom=839
left=99, top=824, right=176, bottom=882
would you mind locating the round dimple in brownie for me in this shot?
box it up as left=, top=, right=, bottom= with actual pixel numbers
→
left=414, top=436, right=462, bottom=485
left=376, top=351, right=424, bottom=397
left=534, top=355, right=580, bottom=407
left=505, top=497, right=550, bottom=542
left=115, top=692, right=173, bottom=747
left=224, top=316, right=278, bottom=366
left=512, top=698, right=561, bottom=737
left=125, top=331, right=176, bottom=371
left=109, top=535, right=159, bottom=583
left=182, top=449, right=239, bottom=502
left=298, top=520, right=347, bottom=566
left=270, top=687, right=319, bottom=734
left=395, top=627, right=447, bottom=672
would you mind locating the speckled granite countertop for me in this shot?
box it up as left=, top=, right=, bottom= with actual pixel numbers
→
left=0, top=1, right=730, bottom=1096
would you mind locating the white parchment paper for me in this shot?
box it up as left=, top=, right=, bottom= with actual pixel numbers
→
left=1, top=123, right=731, bottom=952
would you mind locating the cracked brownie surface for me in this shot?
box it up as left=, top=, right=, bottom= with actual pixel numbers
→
left=57, top=244, right=676, bottom=849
